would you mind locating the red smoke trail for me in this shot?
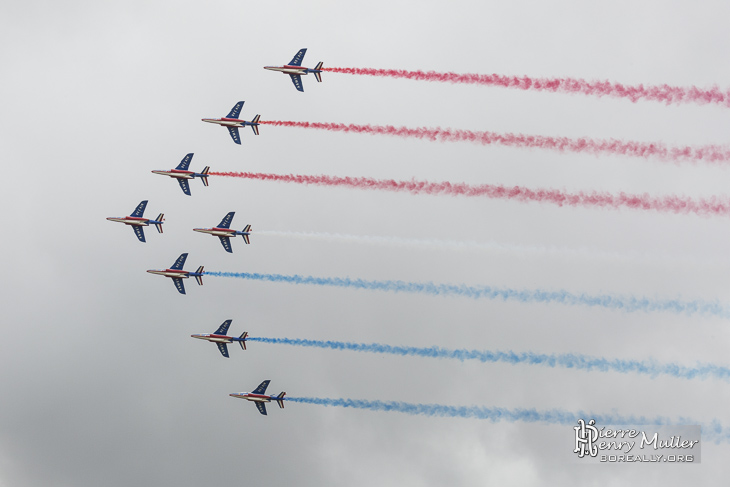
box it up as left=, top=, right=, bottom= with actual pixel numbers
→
left=258, top=120, right=730, bottom=164
left=323, top=67, right=730, bottom=108
left=209, top=171, right=730, bottom=217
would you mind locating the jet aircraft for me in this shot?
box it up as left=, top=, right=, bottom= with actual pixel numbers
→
left=230, top=380, right=286, bottom=415
left=146, top=253, right=204, bottom=295
left=264, top=48, right=323, bottom=92
left=106, top=200, right=164, bottom=242
left=152, top=153, right=210, bottom=196
left=202, top=101, right=260, bottom=145
left=193, top=212, right=251, bottom=253
left=191, top=319, right=248, bottom=357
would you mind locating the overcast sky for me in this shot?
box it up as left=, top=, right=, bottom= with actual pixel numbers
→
left=2, top=1, right=730, bottom=485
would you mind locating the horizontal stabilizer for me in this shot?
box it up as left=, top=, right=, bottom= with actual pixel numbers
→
left=239, top=331, right=248, bottom=350
left=201, top=166, right=210, bottom=187
left=155, top=214, right=164, bottom=233
left=314, top=62, right=323, bottom=83
left=242, top=225, right=251, bottom=245
left=194, top=266, right=204, bottom=285
left=276, top=392, right=286, bottom=408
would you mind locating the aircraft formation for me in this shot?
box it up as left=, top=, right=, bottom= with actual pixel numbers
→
left=107, top=48, right=324, bottom=414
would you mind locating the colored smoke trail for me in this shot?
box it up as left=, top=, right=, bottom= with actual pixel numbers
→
left=248, top=337, right=730, bottom=381
left=323, top=66, right=730, bottom=108
left=286, top=396, right=729, bottom=442
left=205, top=271, right=729, bottom=318
left=257, top=121, right=730, bottom=164
left=253, top=230, right=730, bottom=268
left=210, top=172, right=730, bottom=218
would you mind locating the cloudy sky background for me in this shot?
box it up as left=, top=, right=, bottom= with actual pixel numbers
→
left=2, top=0, right=730, bottom=485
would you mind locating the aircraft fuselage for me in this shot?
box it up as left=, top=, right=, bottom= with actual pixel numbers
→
left=151, top=169, right=196, bottom=179
left=201, top=118, right=251, bottom=128
left=106, top=216, right=150, bottom=226
left=191, top=333, right=237, bottom=344
left=146, top=268, right=190, bottom=279
left=192, top=227, right=248, bottom=237
left=264, top=65, right=312, bottom=75
left=230, top=393, right=274, bottom=403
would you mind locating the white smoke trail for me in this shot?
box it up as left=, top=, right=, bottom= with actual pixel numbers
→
left=255, top=230, right=728, bottom=269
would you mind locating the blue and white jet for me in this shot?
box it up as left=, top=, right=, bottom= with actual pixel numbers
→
left=146, top=253, right=204, bottom=295
left=106, top=200, right=164, bottom=242
left=264, top=48, right=323, bottom=92
left=193, top=212, right=251, bottom=253
left=152, top=153, right=210, bottom=196
left=191, top=319, right=248, bottom=358
left=202, top=101, right=260, bottom=145
left=230, top=380, right=286, bottom=416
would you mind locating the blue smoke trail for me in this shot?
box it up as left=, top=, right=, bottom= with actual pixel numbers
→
left=206, top=271, right=729, bottom=318
left=286, top=396, right=729, bottom=443
left=247, top=337, right=730, bottom=381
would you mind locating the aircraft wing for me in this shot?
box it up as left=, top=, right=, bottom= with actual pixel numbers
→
left=172, top=277, right=186, bottom=294
left=214, top=319, right=232, bottom=335
left=133, top=225, right=146, bottom=242
left=253, top=380, right=270, bottom=395
left=176, top=153, right=194, bottom=171
left=288, top=48, right=306, bottom=66
left=177, top=178, right=191, bottom=196
left=131, top=200, right=148, bottom=218
left=218, top=212, right=235, bottom=229
left=227, top=126, right=241, bottom=145
left=255, top=402, right=267, bottom=415
left=227, top=101, right=244, bottom=119
left=219, top=236, right=233, bottom=253
left=171, top=253, right=188, bottom=270
left=217, top=342, right=229, bottom=358
left=289, top=74, right=304, bottom=92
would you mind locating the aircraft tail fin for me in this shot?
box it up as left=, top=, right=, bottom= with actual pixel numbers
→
left=194, top=266, right=204, bottom=285
left=201, top=166, right=210, bottom=187
left=242, top=225, right=252, bottom=244
left=251, top=115, right=261, bottom=135
left=314, top=62, right=323, bottom=82
left=239, top=331, right=248, bottom=350
left=154, top=213, right=164, bottom=233
left=276, top=392, right=286, bottom=408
